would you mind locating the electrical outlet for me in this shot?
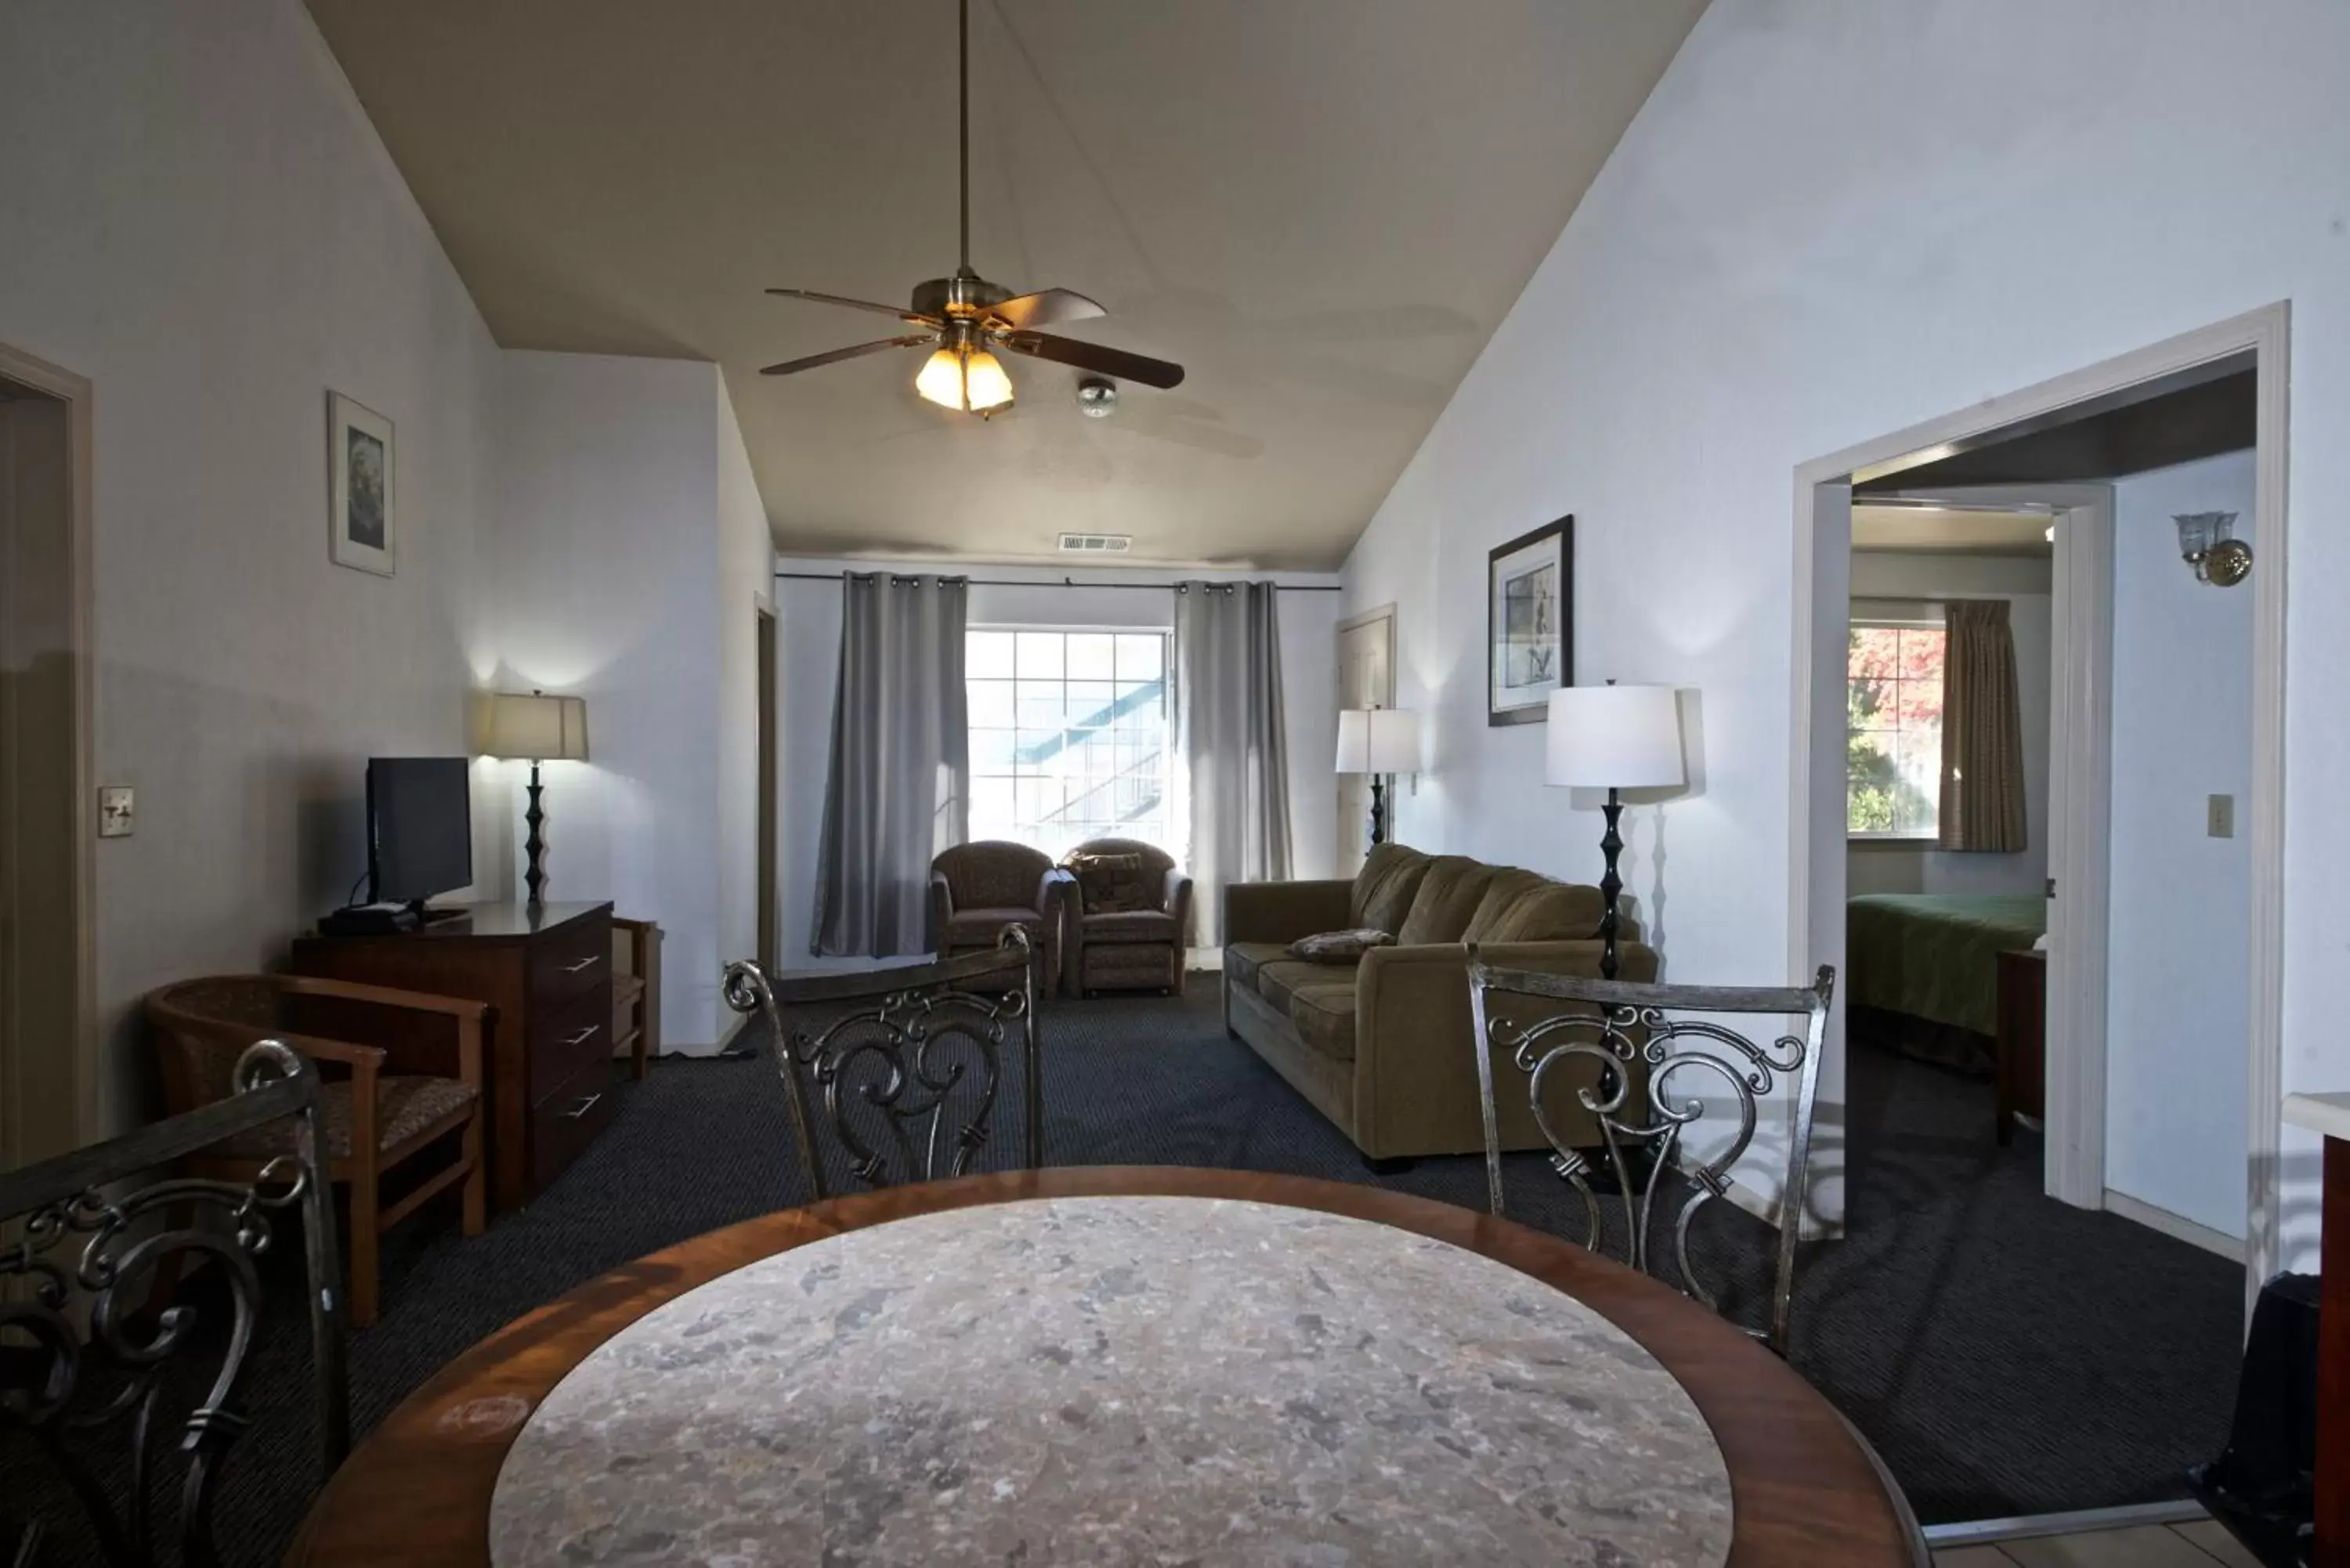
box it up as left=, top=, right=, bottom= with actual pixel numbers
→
left=98, top=786, right=135, bottom=838
left=2207, top=793, right=2235, bottom=839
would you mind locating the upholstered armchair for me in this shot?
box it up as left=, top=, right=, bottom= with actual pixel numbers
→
left=1060, top=837, right=1191, bottom=996
left=930, top=840, right=1068, bottom=988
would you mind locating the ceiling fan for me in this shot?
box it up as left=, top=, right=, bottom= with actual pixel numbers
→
left=760, top=0, right=1184, bottom=417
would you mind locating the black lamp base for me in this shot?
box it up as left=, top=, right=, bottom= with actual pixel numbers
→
left=1368, top=775, right=1390, bottom=848
left=1596, top=786, right=1624, bottom=981
left=522, top=761, right=548, bottom=908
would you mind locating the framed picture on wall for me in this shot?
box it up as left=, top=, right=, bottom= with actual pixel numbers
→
left=1487, top=515, right=1572, bottom=725
left=327, top=391, right=395, bottom=577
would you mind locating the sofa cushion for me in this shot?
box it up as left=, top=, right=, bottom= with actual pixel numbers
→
left=1224, top=941, right=1289, bottom=992
left=1395, top=856, right=1499, bottom=945
left=1256, top=959, right=1346, bottom=1016
left=1350, top=843, right=1431, bottom=934
left=1284, top=981, right=1358, bottom=1064
left=1477, top=880, right=1609, bottom=943
left=1461, top=869, right=1549, bottom=942
left=1081, top=909, right=1180, bottom=945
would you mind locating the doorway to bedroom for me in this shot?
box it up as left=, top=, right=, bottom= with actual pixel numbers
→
left=1790, top=308, right=2283, bottom=1522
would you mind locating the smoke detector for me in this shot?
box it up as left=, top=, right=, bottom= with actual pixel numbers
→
left=1057, top=532, right=1133, bottom=555
left=1076, top=376, right=1119, bottom=418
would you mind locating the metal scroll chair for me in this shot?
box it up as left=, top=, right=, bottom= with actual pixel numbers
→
left=1465, top=953, right=1836, bottom=1357
left=0, top=1040, right=349, bottom=1568
left=721, top=927, right=1040, bottom=1199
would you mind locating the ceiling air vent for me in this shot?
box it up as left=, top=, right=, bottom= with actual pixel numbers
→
left=1056, top=533, right=1133, bottom=555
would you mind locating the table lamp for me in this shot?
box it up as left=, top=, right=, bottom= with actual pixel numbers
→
left=483, top=690, right=590, bottom=907
left=1336, top=707, right=1422, bottom=850
left=1545, top=683, right=1683, bottom=979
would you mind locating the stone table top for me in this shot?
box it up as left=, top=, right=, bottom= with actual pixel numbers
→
left=488, top=1195, right=1734, bottom=1567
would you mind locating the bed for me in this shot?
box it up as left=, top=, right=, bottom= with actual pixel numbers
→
left=1846, top=893, right=2047, bottom=1041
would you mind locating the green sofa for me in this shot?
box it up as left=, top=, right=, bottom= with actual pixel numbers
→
left=1221, top=843, right=1658, bottom=1162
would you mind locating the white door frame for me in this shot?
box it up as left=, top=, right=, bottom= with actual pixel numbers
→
left=1788, top=304, right=2290, bottom=1315
left=0, top=341, right=100, bottom=1167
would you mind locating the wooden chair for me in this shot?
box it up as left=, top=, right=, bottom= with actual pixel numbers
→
left=719, top=927, right=1040, bottom=1199
left=613, top=916, right=663, bottom=1078
left=144, top=974, right=487, bottom=1328
left=1, top=1039, right=349, bottom=1566
left=1464, top=955, right=1835, bottom=1357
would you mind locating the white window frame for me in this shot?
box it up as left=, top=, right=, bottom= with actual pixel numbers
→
left=1846, top=611, right=1947, bottom=845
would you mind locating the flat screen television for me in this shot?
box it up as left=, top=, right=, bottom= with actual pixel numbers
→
left=367, top=757, right=472, bottom=909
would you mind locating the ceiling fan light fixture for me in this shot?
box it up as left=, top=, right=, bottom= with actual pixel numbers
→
left=915, top=344, right=1014, bottom=414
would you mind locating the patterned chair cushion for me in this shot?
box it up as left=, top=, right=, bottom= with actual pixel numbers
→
left=938, top=841, right=1053, bottom=912
left=221, top=1075, right=476, bottom=1161
left=943, top=907, right=1050, bottom=947
left=1065, top=851, right=1157, bottom=914
left=1288, top=928, right=1395, bottom=963
left=1080, top=909, right=1180, bottom=945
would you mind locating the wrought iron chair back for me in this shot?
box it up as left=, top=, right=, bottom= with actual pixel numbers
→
left=721, top=927, right=1040, bottom=1200
left=0, top=1040, right=349, bottom=1568
left=1465, top=952, right=1835, bottom=1356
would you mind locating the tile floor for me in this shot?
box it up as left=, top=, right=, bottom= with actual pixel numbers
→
left=1934, top=1516, right=2263, bottom=1567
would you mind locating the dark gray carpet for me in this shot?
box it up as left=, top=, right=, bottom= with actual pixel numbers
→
left=38, top=977, right=2249, bottom=1561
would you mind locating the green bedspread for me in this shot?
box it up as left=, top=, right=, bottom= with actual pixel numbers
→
left=1846, top=894, right=2046, bottom=1039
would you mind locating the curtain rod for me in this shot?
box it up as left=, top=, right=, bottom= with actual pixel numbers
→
left=772, top=571, right=1341, bottom=592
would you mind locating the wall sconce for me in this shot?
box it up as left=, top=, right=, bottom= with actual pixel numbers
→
left=2175, top=511, right=2252, bottom=587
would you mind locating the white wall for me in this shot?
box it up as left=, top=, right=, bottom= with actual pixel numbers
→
left=2104, top=450, right=2257, bottom=1239
left=0, top=0, right=507, bottom=1130
left=496, top=352, right=760, bottom=1051
left=1340, top=1, right=2350, bottom=1264
left=1846, top=551, right=2052, bottom=899
left=775, top=561, right=1340, bottom=968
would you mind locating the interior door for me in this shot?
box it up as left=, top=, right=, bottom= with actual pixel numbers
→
left=1334, top=605, right=1395, bottom=876
left=755, top=608, right=779, bottom=973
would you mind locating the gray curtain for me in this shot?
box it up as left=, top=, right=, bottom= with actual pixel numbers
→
left=811, top=573, right=969, bottom=956
left=1173, top=580, right=1292, bottom=947
left=1938, top=598, right=2028, bottom=852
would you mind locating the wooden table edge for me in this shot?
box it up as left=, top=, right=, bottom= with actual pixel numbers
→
left=288, top=1165, right=1920, bottom=1566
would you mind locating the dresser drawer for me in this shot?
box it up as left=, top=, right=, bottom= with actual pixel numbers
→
left=529, top=1055, right=616, bottom=1194
left=530, top=913, right=609, bottom=1006
left=529, top=986, right=613, bottom=1093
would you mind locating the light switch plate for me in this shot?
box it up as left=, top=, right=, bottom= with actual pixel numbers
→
left=2207, top=793, right=2235, bottom=839
left=98, top=786, right=134, bottom=838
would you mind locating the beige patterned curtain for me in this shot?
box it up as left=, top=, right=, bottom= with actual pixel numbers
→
left=1939, top=599, right=2027, bottom=852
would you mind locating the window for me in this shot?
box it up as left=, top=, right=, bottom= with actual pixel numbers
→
left=1848, top=620, right=1947, bottom=839
left=967, top=628, right=1173, bottom=858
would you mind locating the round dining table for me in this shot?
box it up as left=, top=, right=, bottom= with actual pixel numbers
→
left=289, top=1167, right=1922, bottom=1567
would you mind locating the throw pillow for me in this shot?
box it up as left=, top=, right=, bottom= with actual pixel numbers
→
left=1065, top=851, right=1155, bottom=914
left=1289, top=928, right=1395, bottom=963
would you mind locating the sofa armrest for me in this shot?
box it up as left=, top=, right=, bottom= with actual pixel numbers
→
left=1222, top=879, right=1353, bottom=947
left=1350, top=939, right=1660, bottom=1159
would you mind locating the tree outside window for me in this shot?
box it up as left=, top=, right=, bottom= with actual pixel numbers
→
left=1848, top=621, right=1946, bottom=838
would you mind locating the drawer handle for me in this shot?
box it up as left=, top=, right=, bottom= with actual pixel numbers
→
left=562, top=1025, right=599, bottom=1047
left=562, top=955, right=602, bottom=974
left=562, top=1092, right=602, bottom=1122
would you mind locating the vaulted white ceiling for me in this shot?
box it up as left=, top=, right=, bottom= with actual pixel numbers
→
left=306, top=0, right=1707, bottom=566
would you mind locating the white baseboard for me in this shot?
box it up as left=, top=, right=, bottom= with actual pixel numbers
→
left=2102, top=1188, right=2246, bottom=1262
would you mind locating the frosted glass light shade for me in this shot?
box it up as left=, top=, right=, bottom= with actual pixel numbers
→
left=1336, top=708, right=1422, bottom=774
left=484, top=692, right=590, bottom=762
left=915, top=345, right=1016, bottom=413
left=1545, top=685, right=1681, bottom=789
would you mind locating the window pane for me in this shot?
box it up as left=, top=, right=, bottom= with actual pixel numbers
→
left=1118, top=634, right=1165, bottom=681
left=1849, top=626, right=1902, bottom=681
left=1015, top=632, right=1064, bottom=679
left=967, top=630, right=1016, bottom=679
left=1067, top=633, right=1115, bottom=680
left=1848, top=677, right=1895, bottom=727
left=1900, top=627, right=1947, bottom=683
left=967, top=678, right=1014, bottom=728
left=970, top=728, right=1016, bottom=771
left=1067, top=681, right=1115, bottom=724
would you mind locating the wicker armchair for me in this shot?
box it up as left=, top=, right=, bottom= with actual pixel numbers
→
left=145, top=974, right=486, bottom=1327
left=930, top=840, right=1068, bottom=988
left=1060, top=837, right=1191, bottom=996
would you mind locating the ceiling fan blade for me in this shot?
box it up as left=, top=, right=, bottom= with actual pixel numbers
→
left=986, top=288, right=1106, bottom=331
left=1001, top=331, right=1185, bottom=390
left=760, top=334, right=933, bottom=376
left=766, top=288, right=941, bottom=326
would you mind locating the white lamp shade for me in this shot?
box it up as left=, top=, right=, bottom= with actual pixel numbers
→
left=484, top=691, right=590, bottom=762
left=1336, top=708, right=1422, bottom=774
left=1545, top=685, right=1682, bottom=789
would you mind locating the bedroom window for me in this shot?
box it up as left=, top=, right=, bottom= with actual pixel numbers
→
left=966, top=628, right=1173, bottom=858
left=1848, top=620, right=1947, bottom=840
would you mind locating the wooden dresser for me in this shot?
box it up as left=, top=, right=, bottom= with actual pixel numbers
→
left=292, top=901, right=616, bottom=1212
